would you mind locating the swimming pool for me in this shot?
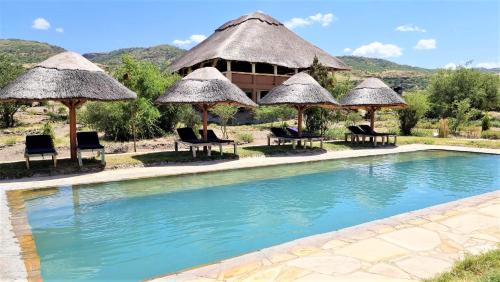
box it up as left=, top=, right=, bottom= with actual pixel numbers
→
left=22, top=150, right=499, bottom=281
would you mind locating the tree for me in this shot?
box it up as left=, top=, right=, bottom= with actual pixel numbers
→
left=81, top=55, right=194, bottom=141
left=450, top=99, right=472, bottom=134
left=428, top=67, right=499, bottom=118
left=398, top=91, right=429, bottom=135
left=305, top=57, right=352, bottom=135
left=0, top=54, right=25, bottom=128
left=210, top=105, right=239, bottom=138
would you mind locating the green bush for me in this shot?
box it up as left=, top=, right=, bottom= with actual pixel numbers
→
left=41, top=122, right=55, bottom=141
left=0, top=54, right=25, bottom=128
left=482, top=113, right=491, bottom=131
left=324, top=127, right=346, bottom=140
left=345, top=111, right=362, bottom=127
left=398, top=91, right=430, bottom=135
left=410, top=128, right=434, bottom=137
left=481, top=130, right=500, bottom=140
left=450, top=99, right=472, bottom=134
left=255, top=106, right=296, bottom=124
left=428, top=67, right=499, bottom=118
left=236, top=132, right=254, bottom=144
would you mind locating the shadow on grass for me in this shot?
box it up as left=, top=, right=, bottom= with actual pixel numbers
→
left=241, top=144, right=328, bottom=157
left=0, top=158, right=104, bottom=180
left=124, top=149, right=240, bottom=168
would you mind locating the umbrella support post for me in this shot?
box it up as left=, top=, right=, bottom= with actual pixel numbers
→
left=62, top=100, right=86, bottom=161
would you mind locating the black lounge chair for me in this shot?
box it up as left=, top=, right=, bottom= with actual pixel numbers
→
left=286, top=127, right=324, bottom=148
left=345, top=126, right=371, bottom=144
left=175, top=128, right=212, bottom=157
left=199, top=129, right=237, bottom=155
left=267, top=127, right=307, bottom=149
left=359, top=125, right=397, bottom=145
left=76, top=131, right=105, bottom=167
left=24, top=135, right=57, bottom=169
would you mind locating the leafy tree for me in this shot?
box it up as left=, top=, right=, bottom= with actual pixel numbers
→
left=0, top=54, right=25, bottom=128
left=450, top=99, right=472, bottom=134
left=428, top=68, right=499, bottom=118
left=398, top=91, right=430, bottom=135
left=305, top=57, right=352, bottom=135
left=210, top=105, right=239, bottom=138
left=81, top=55, right=196, bottom=141
left=255, top=106, right=296, bottom=125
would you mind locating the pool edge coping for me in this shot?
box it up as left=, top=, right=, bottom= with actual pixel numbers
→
left=1, top=144, right=499, bottom=281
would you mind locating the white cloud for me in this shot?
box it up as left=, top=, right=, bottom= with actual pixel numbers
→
left=414, top=39, right=437, bottom=50
left=395, top=24, right=426, bottom=33
left=284, top=13, right=336, bottom=29
left=475, top=62, right=500, bottom=69
left=172, top=34, right=207, bottom=46
left=351, top=42, right=403, bottom=58
left=343, top=48, right=352, bottom=53
left=443, top=63, right=457, bottom=70
left=32, top=18, right=50, bottom=30
left=55, top=27, right=64, bottom=33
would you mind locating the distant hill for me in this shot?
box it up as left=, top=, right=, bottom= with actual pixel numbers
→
left=83, top=45, right=185, bottom=70
left=338, top=56, right=432, bottom=73
left=0, top=39, right=65, bottom=65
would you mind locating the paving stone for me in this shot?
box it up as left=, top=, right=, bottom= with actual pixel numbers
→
left=477, top=204, right=500, bottom=217
left=395, top=256, right=452, bottom=279
left=287, top=254, right=361, bottom=275
left=379, top=227, right=441, bottom=251
left=321, top=239, right=348, bottom=250
left=326, top=271, right=417, bottom=282
left=368, top=263, right=411, bottom=279
left=335, top=238, right=409, bottom=262
left=439, top=214, right=498, bottom=234
left=274, top=265, right=310, bottom=281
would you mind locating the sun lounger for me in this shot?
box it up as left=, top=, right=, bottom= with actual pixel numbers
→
left=267, top=127, right=307, bottom=149
left=175, top=128, right=212, bottom=157
left=286, top=127, right=324, bottom=148
left=199, top=129, right=237, bottom=155
left=359, top=125, right=397, bottom=145
left=77, top=131, right=105, bottom=167
left=24, top=135, right=57, bottom=169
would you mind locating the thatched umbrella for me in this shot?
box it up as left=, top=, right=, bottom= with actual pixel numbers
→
left=259, top=72, right=339, bottom=136
left=155, top=67, right=257, bottom=141
left=0, top=51, right=137, bottom=160
left=340, top=77, right=407, bottom=129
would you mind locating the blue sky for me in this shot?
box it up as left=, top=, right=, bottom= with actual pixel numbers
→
left=0, top=0, right=498, bottom=69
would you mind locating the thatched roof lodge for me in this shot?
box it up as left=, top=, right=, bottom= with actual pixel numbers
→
left=170, top=12, right=349, bottom=102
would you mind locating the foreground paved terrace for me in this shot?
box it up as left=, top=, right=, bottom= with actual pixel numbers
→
left=152, top=191, right=499, bottom=282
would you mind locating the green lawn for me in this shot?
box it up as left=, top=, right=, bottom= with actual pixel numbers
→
left=424, top=249, right=500, bottom=282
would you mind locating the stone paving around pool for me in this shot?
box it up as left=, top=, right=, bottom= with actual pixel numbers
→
left=151, top=190, right=500, bottom=282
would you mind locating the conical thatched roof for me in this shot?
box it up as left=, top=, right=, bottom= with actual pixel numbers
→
left=340, top=77, right=407, bottom=109
left=169, top=12, right=349, bottom=71
left=259, top=72, right=339, bottom=108
left=155, top=67, right=257, bottom=107
left=0, top=52, right=136, bottom=102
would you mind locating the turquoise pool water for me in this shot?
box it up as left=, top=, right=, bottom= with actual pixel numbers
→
left=24, top=150, right=499, bottom=281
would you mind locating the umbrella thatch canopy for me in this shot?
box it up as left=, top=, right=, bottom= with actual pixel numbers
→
left=170, top=12, right=350, bottom=72
left=0, top=51, right=137, bottom=160
left=340, top=77, right=406, bottom=128
left=155, top=67, right=257, bottom=141
left=259, top=72, right=339, bottom=136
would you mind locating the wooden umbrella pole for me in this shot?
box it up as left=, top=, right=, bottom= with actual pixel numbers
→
left=297, top=105, right=305, bottom=137
left=202, top=104, right=209, bottom=142
left=62, top=100, right=85, bottom=161
left=369, top=107, right=376, bottom=129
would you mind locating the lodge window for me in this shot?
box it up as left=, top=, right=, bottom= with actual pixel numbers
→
left=231, top=61, right=252, bottom=72
left=255, top=63, right=274, bottom=74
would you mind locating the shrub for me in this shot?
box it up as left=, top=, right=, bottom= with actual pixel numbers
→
left=481, top=130, right=500, bottom=140
left=450, top=99, right=472, bottom=134
left=428, top=67, right=500, bottom=118
left=462, top=126, right=481, bottom=139
left=398, top=91, right=429, bottom=135
left=345, top=111, right=362, bottom=127
left=236, top=132, right=254, bottom=144
left=41, top=122, right=55, bottom=141
left=0, top=55, right=25, bottom=128
left=482, top=113, right=491, bottom=131
left=410, top=128, right=434, bottom=137
left=438, top=118, right=449, bottom=138
left=324, top=127, right=346, bottom=140
left=255, top=106, right=296, bottom=124
left=210, top=105, right=239, bottom=139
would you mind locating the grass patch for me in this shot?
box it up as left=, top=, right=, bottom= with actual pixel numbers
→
left=398, top=136, right=500, bottom=149
left=424, top=248, right=500, bottom=282
left=0, top=135, right=21, bottom=146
